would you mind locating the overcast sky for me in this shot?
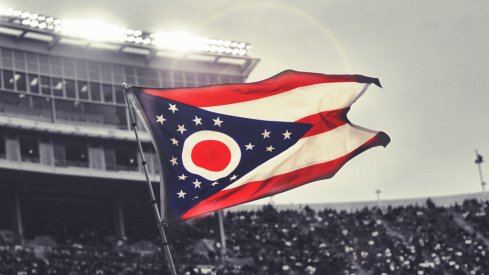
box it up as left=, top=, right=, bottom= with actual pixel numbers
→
left=6, top=0, right=489, bottom=204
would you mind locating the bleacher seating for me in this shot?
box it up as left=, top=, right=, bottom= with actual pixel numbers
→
left=1, top=199, right=488, bottom=274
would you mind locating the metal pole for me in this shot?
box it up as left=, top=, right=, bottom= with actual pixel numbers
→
left=475, top=150, right=486, bottom=199
left=122, top=84, right=177, bottom=275
left=478, top=163, right=486, bottom=199
left=12, top=186, right=24, bottom=244
left=375, top=189, right=381, bottom=208
left=217, top=211, right=227, bottom=266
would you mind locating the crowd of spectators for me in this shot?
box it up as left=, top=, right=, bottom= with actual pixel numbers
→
left=1, top=199, right=488, bottom=274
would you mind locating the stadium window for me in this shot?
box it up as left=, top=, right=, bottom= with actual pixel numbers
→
left=160, top=70, right=172, bottom=87
left=88, top=61, right=99, bottom=74
left=102, top=84, right=113, bottom=103
left=78, top=81, right=89, bottom=100
left=62, top=58, right=75, bottom=78
left=113, top=64, right=124, bottom=83
left=124, top=66, right=135, bottom=84
left=14, top=51, right=26, bottom=70
left=184, top=73, right=197, bottom=87
left=232, top=76, right=244, bottom=83
left=65, top=141, right=88, bottom=167
left=1, top=49, right=13, bottom=69
left=26, top=53, right=39, bottom=72
left=15, top=72, right=27, bottom=92
left=3, top=70, right=14, bottom=90
left=82, top=102, right=127, bottom=128
left=115, top=145, right=138, bottom=171
left=90, top=83, right=101, bottom=101
left=55, top=99, right=83, bottom=124
left=114, top=85, right=125, bottom=104
left=19, top=135, right=39, bottom=163
left=196, top=74, right=208, bottom=86
left=32, top=96, right=52, bottom=121
left=209, top=74, right=218, bottom=84
left=219, top=75, right=231, bottom=84
left=173, top=72, right=184, bottom=87
left=50, top=56, right=62, bottom=76
left=38, top=55, right=50, bottom=73
left=41, top=76, right=51, bottom=95
left=0, top=133, right=5, bottom=159
left=75, top=60, right=88, bottom=79
left=100, top=63, right=112, bottom=83
left=65, top=80, right=76, bottom=98
left=137, top=68, right=158, bottom=87
left=28, top=74, right=39, bottom=94
left=50, top=56, right=62, bottom=67
left=52, top=78, right=64, bottom=97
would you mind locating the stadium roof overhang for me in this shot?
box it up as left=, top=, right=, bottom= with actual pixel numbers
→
left=0, top=8, right=260, bottom=77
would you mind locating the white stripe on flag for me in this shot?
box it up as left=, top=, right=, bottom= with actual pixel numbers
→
left=204, top=82, right=368, bottom=121
left=224, top=123, right=376, bottom=190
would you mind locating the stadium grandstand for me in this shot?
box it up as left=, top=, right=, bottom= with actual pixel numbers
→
left=1, top=6, right=489, bottom=275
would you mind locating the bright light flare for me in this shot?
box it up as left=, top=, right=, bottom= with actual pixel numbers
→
left=152, top=31, right=205, bottom=52
left=58, top=18, right=127, bottom=42
left=0, top=6, right=252, bottom=56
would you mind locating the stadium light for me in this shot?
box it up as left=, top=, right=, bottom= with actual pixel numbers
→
left=0, top=6, right=253, bottom=57
left=58, top=18, right=127, bottom=42
left=152, top=31, right=204, bottom=52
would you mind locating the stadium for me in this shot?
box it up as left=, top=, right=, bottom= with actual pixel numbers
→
left=1, top=5, right=489, bottom=275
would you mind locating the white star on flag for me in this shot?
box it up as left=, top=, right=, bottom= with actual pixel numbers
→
left=192, top=179, right=202, bottom=189
left=213, top=117, right=223, bottom=127
left=170, top=137, right=179, bottom=146
left=261, top=129, right=271, bottom=139
left=211, top=181, right=219, bottom=186
left=283, top=130, right=292, bottom=140
left=177, top=190, right=186, bottom=199
left=156, top=114, right=166, bottom=125
left=229, top=174, right=237, bottom=181
left=266, top=145, right=275, bottom=152
left=178, top=174, right=187, bottom=181
left=193, top=116, right=202, bottom=126
left=169, top=156, right=178, bottom=166
left=168, top=103, right=179, bottom=113
left=245, top=143, right=255, bottom=151
left=176, top=124, right=187, bottom=134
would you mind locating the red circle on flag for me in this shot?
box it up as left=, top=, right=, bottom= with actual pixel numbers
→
left=182, top=130, right=241, bottom=181
left=191, top=140, right=231, bottom=172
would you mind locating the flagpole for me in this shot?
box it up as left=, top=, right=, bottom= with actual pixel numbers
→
left=122, top=83, right=178, bottom=275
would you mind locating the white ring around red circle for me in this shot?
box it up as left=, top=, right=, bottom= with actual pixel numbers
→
left=182, top=130, right=241, bottom=181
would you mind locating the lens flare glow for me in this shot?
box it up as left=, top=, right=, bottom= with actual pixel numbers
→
left=59, top=19, right=126, bottom=42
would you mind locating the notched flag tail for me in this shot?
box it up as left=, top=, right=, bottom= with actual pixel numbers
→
left=129, top=70, right=390, bottom=223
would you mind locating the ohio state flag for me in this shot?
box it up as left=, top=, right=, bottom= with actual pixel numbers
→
left=129, top=70, right=390, bottom=222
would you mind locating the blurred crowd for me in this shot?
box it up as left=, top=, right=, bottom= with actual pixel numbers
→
left=1, top=199, right=488, bottom=275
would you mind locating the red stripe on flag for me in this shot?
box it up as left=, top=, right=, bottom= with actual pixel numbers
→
left=297, top=108, right=349, bottom=138
left=181, top=132, right=390, bottom=220
left=140, top=70, right=380, bottom=107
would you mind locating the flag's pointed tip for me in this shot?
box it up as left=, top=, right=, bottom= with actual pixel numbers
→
left=377, top=132, right=391, bottom=147
left=362, top=76, right=382, bottom=88
left=354, top=75, right=382, bottom=88
left=373, top=78, right=382, bottom=88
